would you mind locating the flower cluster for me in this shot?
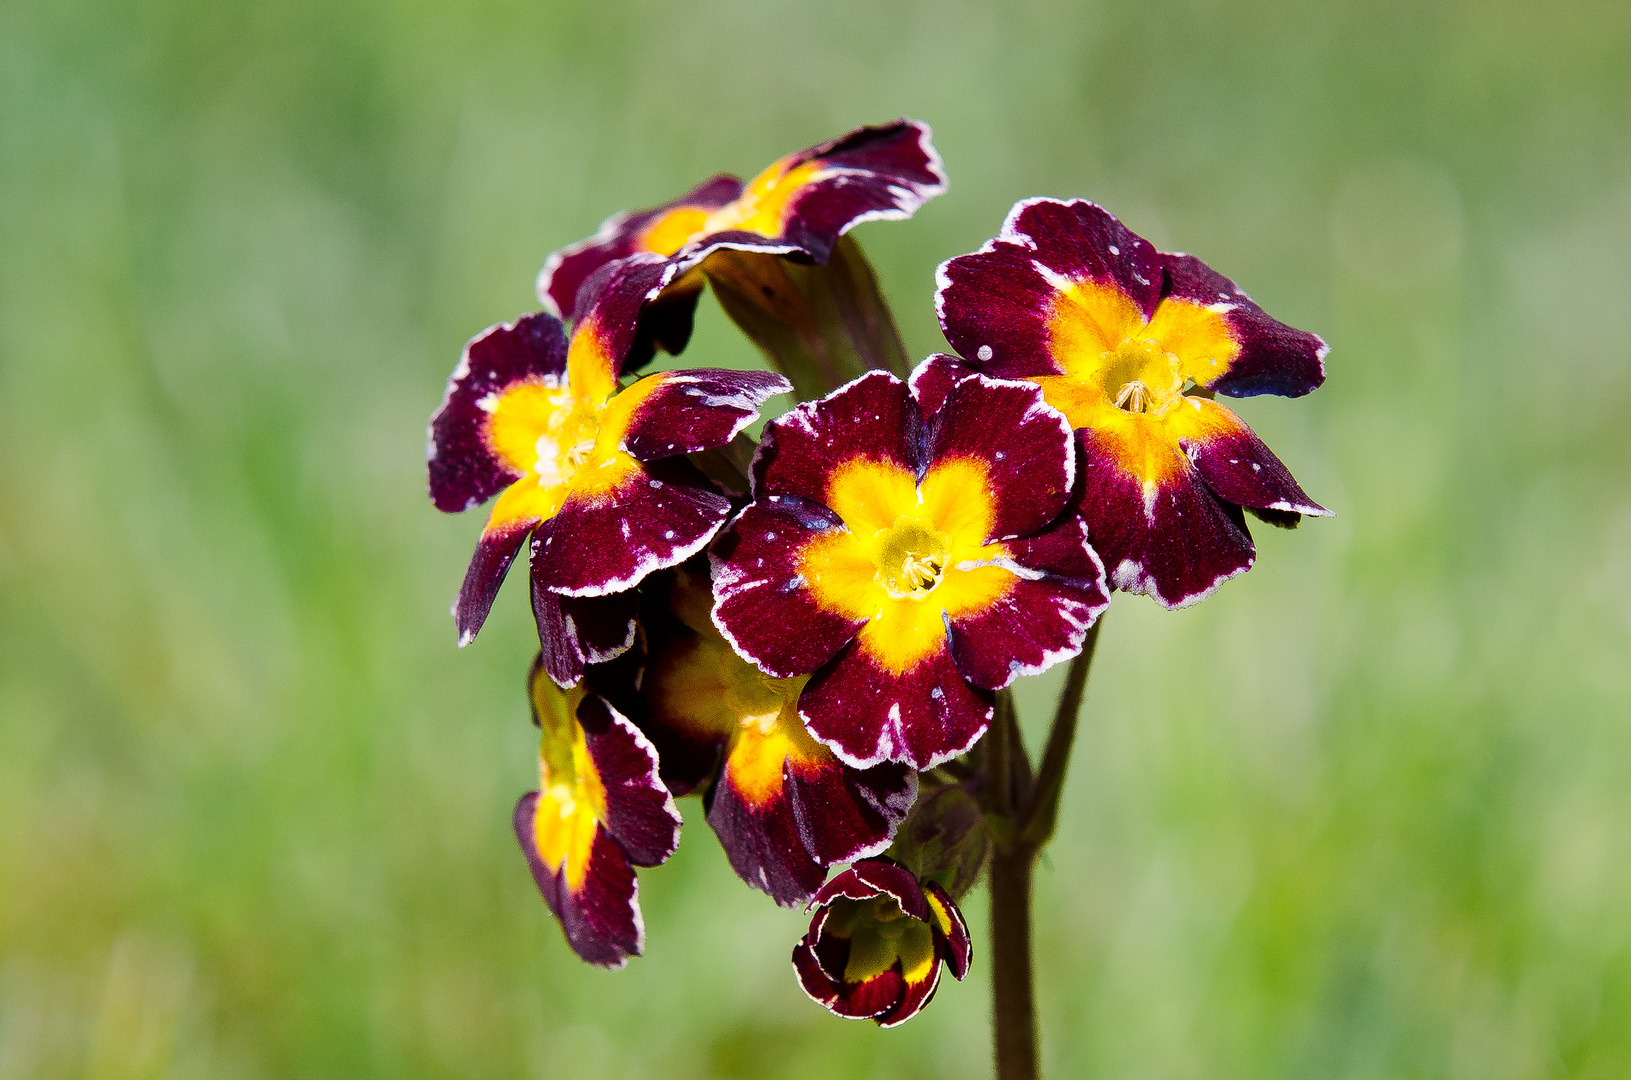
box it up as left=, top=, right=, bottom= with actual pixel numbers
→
left=427, top=121, right=1327, bottom=1020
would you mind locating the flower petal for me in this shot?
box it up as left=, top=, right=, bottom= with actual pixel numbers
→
left=750, top=370, right=920, bottom=505
left=792, top=938, right=905, bottom=1021
left=809, top=865, right=887, bottom=909
left=709, top=497, right=863, bottom=679
left=923, top=371, right=1076, bottom=540
left=787, top=757, right=917, bottom=867
left=565, top=254, right=680, bottom=404
left=935, top=198, right=1162, bottom=380
left=1174, top=398, right=1330, bottom=517
left=539, top=174, right=743, bottom=319
left=947, top=517, right=1109, bottom=690
left=634, top=707, right=723, bottom=799
left=761, top=118, right=947, bottom=265
left=624, top=279, right=708, bottom=372
left=513, top=792, right=643, bottom=969
left=807, top=905, right=852, bottom=980
left=530, top=587, right=639, bottom=688
left=1160, top=252, right=1327, bottom=398
left=875, top=961, right=942, bottom=1028
left=707, top=748, right=827, bottom=906
left=907, top=353, right=973, bottom=419
left=924, top=882, right=971, bottom=981
left=453, top=521, right=533, bottom=647
left=428, top=313, right=569, bottom=513
left=800, top=639, right=993, bottom=771
left=662, top=119, right=946, bottom=276
left=575, top=693, right=682, bottom=868
left=616, top=368, right=791, bottom=462
left=1078, top=427, right=1257, bottom=609
left=532, top=457, right=731, bottom=596
left=628, top=618, right=728, bottom=794
left=845, top=856, right=932, bottom=921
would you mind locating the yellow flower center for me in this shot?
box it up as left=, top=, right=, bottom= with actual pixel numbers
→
left=643, top=574, right=827, bottom=811
left=531, top=412, right=601, bottom=491
left=479, top=336, right=676, bottom=533
left=1100, top=337, right=1184, bottom=416
left=875, top=519, right=951, bottom=598
left=486, top=378, right=610, bottom=515
left=1025, top=277, right=1247, bottom=489
left=797, top=457, right=1016, bottom=675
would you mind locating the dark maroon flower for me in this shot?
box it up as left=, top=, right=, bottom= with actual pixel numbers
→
left=427, top=253, right=790, bottom=683
left=637, top=568, right=915, bottom=906
left=792, top=857, right=970, bottom=1026
left=537, top=120, right=946, bottom=367
left=711, top=357, right=1110, bottom=771
left=513, top=655, right=681, bottom=968
left=935, top=198, right=1331, bottom=608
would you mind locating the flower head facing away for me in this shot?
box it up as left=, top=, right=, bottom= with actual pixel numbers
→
left=427, top=253, right=790, bottom=683
left=514, top=655, right=681, bottom=969
left=711, top=358, right=1110, bottom=771
left=936, top=198, right=1331, bottom=608
left=792, top=857, right=970, bottom=1027
left=537, top=120, right=946, bottom=366
left=636, top=567, right=916, bottom=906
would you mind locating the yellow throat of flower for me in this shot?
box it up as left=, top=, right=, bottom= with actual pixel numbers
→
left=875, top=519, right=951, bottom=598
left=1098, top=336, right=1185, bottom=416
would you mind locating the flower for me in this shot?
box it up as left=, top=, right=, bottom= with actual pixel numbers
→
left=711, top=358, right=1110, bottom=771
left=427, top=253, right=791, bottom=684
left=935, top=198, right=1332, bottom=608
left=636, top=566, right=916, bottom=905
left=537, top=120, right=946, bottom=368
left=513, top=654, right=681, bottom=968
left=791, top=857, right=970, bottom=1026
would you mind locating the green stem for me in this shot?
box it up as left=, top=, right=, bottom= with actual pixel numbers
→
left=990, top=845, right=1039, bottom=1080
left=987, top=614, right=1106, bottom=1080
left=1020, top=616, right=1103, bottom=850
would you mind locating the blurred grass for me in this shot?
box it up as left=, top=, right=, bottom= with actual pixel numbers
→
left=2, top=0, right=1629, bottom=1076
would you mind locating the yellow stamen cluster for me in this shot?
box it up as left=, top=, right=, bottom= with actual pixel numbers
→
left=1100, top=337, right=1183, bottom=416
left=875, top=520, right=951, bottom=598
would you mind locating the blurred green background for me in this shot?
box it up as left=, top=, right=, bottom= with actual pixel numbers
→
left=3, top=0, right=1629, bottom=1076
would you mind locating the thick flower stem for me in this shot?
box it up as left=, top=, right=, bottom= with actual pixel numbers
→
left=987, top=616, right=1106, bottom=1080
left=990, top=845, right=1039, bottom=1080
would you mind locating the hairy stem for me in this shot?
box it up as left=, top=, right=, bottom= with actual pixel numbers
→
left=987, top=615, right=1106, bottom=1080
left=990, top=846, right=1038, bottom=1080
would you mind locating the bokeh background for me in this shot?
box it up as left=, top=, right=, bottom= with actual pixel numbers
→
left=3, top=0, right=1629, bottom=1076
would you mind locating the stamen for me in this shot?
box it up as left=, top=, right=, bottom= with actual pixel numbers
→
left=875, top=519, right=952, bottom=598
left=535, top=436, right=597, bottom=488
left=1114, top=380, right=1150, bottom=413
left=901, top=552, right=945, bottom=591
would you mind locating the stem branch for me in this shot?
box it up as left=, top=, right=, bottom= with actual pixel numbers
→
left=1020, top=616, right=1103, bottom=850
